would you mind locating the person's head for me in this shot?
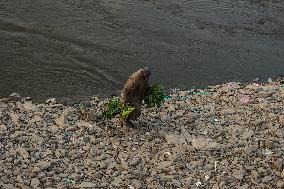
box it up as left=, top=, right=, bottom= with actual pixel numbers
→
left=142, top=67, right=151, bottom=81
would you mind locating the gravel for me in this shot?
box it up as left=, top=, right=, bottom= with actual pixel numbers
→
left=0, top=79, right=283, bottom=188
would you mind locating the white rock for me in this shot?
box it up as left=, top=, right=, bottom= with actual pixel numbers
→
left=242, top=130, right=254, bottom=140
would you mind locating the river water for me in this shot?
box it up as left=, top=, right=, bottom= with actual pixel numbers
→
left=0, top=0, right=283, bottom=101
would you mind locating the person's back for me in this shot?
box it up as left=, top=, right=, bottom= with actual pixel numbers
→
left=121, top=67, right=151, bottom=127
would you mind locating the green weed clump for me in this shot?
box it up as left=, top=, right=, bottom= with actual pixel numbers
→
left=103, top=83, right=165, bottom=120
left=144, top=83, right=165, bottom=107
left=120, top=105, right=135, bottom=120
left=103, top=96, right=135, bottom=120
left=103, top=96, right=121, bottom=119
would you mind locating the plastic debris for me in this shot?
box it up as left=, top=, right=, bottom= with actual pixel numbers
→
left=264, top=149, right=274, bottom=155
left=63, top=178, right=75, bottom=185
left=177, top=96, right=189, bottom=100
left=195, top=181, right=202, bottom=187
left=214, top=161, right=219, bottom=172
left=257, top=98, right=268, bottom=103
left=205, top=175, right=210, bottom=180
left=190, top=91, right=210, bottom=95
left=63, top=131, right=72, bottom=141
left=164, top=95, right=172, bottom=101
left=210, top=117, right=219, bottom=124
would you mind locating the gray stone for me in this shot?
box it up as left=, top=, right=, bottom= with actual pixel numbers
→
left=30, top=178, right=40, bottom=188
left=262, top=176, right=272, bottom=183
left=242, top=130, right=254, bottom=140
left=37, top=161, right=51, bottom=170
left=191, top=137, right=220, bottom=149
left=129, top=156, right=141, bottom=166
left=77, top=182, right=97, bottom=188
left=0, top=125, right=7, bottom=132
left=239, top=184, right=249, bottom=189
left=232, top=170, right=245, bottom=180
left=16, top=147, right=29, bottom=159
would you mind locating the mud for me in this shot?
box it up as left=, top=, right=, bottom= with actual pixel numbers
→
left=0, top=0, right=283, bottom=101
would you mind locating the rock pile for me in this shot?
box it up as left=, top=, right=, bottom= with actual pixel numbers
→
left=0, top=79, right=283, bottom=188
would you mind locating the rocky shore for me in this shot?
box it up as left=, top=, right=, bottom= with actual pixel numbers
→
left=1, top=79, right=284, bottom=189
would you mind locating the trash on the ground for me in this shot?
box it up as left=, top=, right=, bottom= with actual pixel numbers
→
left=257, top=98, right=268, bottom=103
left=63, top=178, right=75, bottom=185
left=210, top=117, right=219, bottom=123
left=190, top=91, right=210, bottom=95
left=215, top=161, right=219, bottom=172
left=195, top=181, right=202, bottom=187
left=205, top=175, right=210, bottom=180
left=264, top=149, right=274, bottom=155
left=63, top=131, right=72, bottom=141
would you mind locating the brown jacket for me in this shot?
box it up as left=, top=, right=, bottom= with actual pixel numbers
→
left=121, top=67, right=151, bottom=120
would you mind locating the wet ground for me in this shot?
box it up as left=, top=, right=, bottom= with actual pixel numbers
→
left=0, top=0, right=283, bottom=101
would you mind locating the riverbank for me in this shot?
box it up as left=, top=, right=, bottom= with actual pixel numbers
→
left=0, top=79, right=284, bottom=188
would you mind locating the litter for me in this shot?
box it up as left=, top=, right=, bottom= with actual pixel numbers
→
left=195, top=181, right=202, bottom=187
left=264, top=149, right=273, bottom=155
left=257, top=98, right=268, bottom=103
left=190, top=91, right=210, bottom=95
left=205, top=175, right=210, bottom=180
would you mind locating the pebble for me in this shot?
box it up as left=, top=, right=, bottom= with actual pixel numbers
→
left=0, top=124, right=7, bottom=132
left=16, top=147, right=29, bottom=159
left=262, top=176, right=272, bottom=183
left=30, top=178, right=40, bottom=188
left=232, top=170, right=245, bottom=181
left=129, top=156, right=141, bottom=166
left=242, top=130, right=254, bottom=140
left=37, top=161, right=51, bottom=170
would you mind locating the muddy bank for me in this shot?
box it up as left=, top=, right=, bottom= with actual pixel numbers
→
left=0, top=79, right=284, bottom=188
left=1, top=0, right=284, bottom=100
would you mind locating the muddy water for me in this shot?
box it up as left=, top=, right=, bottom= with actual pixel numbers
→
left=0, top=0, right=283, bottom=101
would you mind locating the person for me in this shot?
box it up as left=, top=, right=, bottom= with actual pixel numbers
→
left=121, top=67, right=151, bottom=127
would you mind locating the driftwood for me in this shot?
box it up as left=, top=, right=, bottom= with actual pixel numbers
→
left=121, top=67, right=151, bottom=125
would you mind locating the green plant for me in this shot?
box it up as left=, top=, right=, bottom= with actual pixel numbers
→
left=103, top=97, right=135, bottom=120
left=144, top=83, right=165, bottom=107
left=120, top=105, right=135, bottom=120
left=103, top=96, right=122, bottom=119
